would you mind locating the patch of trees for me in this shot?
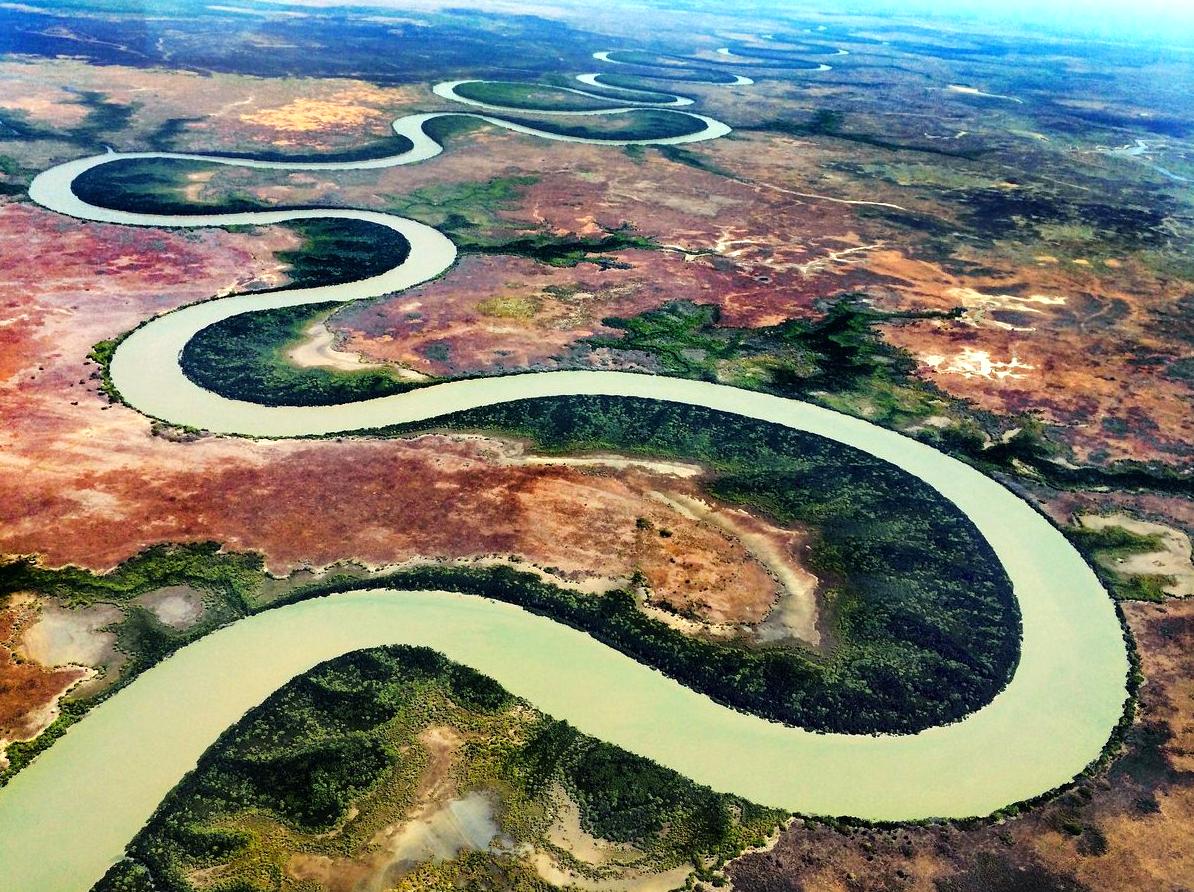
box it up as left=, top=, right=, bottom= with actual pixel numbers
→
left=525, top=721, right=780, bottom=865
left=72, top=157, right=268, bottom=216
left=181, top=301, right=413, bottom=407
left=464, top=225, right=657, bottom=269
left=0, top=541, right=260, bottom=608
left=92, top=646, right=783, bottom=892
left=587, top=298, right=955, bottom=399
left=274, top=218, right=411, bottom=288
left=363, top=394, right=1021, bottom=734
left=753, top=114, right=984, bottom=159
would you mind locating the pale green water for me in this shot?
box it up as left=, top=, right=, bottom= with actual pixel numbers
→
left=0, top=570, right=1125, bottom=892
left=0, top=52, right=1130, bottom=891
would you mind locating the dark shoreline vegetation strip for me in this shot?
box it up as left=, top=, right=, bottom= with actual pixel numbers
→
left=274, top=218, right=413, bottom=288
left=91, top=645, right=788, bottom=892
left=543, top=74, right=684, bottom=106
left=0, top=539, right=1143, bottom=832
left=496, top=108, right=709, bottom=141
left=195, top=137, right=414, bottom=164
left=714, top=46, right=828, bottom=70
left=723, top=41, right=843, bottom=58
left=452, top=80, right=632, bottom=112
left=595, top=65, right=743, bottom=85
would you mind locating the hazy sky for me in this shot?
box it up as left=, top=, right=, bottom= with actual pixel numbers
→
left=819, top=0, right=1194, bottom=44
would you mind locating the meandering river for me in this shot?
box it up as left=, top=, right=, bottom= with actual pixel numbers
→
left=0, top=49, right=1129, bottom=891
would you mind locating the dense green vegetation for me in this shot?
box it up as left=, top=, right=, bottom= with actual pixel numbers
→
left=597, top=66, right=740, bottom=85
left=92, top=646, right=785, bottom=892
left=0, top=541, right=261, bottom=609
left=0, top=699, right=90, bottom=782
left=362, top=395, right=1020, bottom=734
left=466, top=225, right=656, bottom=268
left=589, top=298, right=963, bottom=430
left=0, top=154, right=24, bottom=195
left=648, top=142, right=733, bottom=176
left=714, top=45, right=827, bottom=70
left=603, top=50, right=702, bottom=68
left=544, top=76, right=679, bottom=105
left=752, top=113, right=985, bottom=160
left=181, top=301, right=414, bottom=407
left=453, top=80, right=627, bottom=111
left=723, top=41, right=841, bottom=59
left=274, top=218, right=411, bottom=288
left=597, top=50, right=744, bottom=83
left=72, top=157, right=269, bottom=216
left=203, top=138, right=414, bottom=165
left=382, top=172, right=538, bottom=232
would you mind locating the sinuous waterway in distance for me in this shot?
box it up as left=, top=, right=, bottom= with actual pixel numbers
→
left=0, top=47, right=1129, bottom=892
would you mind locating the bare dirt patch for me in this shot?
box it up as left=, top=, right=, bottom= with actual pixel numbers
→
left=135, top=585, right=206, bottom=630
left=1078, top=513, right=1194, bottom=598
left=18, top=601, right=122, bottom=672
left=286, top=319, right=390, bottom=372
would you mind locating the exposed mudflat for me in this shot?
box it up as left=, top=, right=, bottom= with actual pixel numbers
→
left=19, top=602, right=123, bottom=673
left=135, top=585, right=205, bottom=630
left=287, top=319, right=386, bottom=372
left=1078, top=513, right=1194, bottom=598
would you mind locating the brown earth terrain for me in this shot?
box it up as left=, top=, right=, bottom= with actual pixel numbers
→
left=0, top=595, right=91, bottom=765
left=305, top=126, right=1192, bottom=469
left=869, top=250, right=1194, bottom=466
left=0, top=58, right=423, bottom=156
